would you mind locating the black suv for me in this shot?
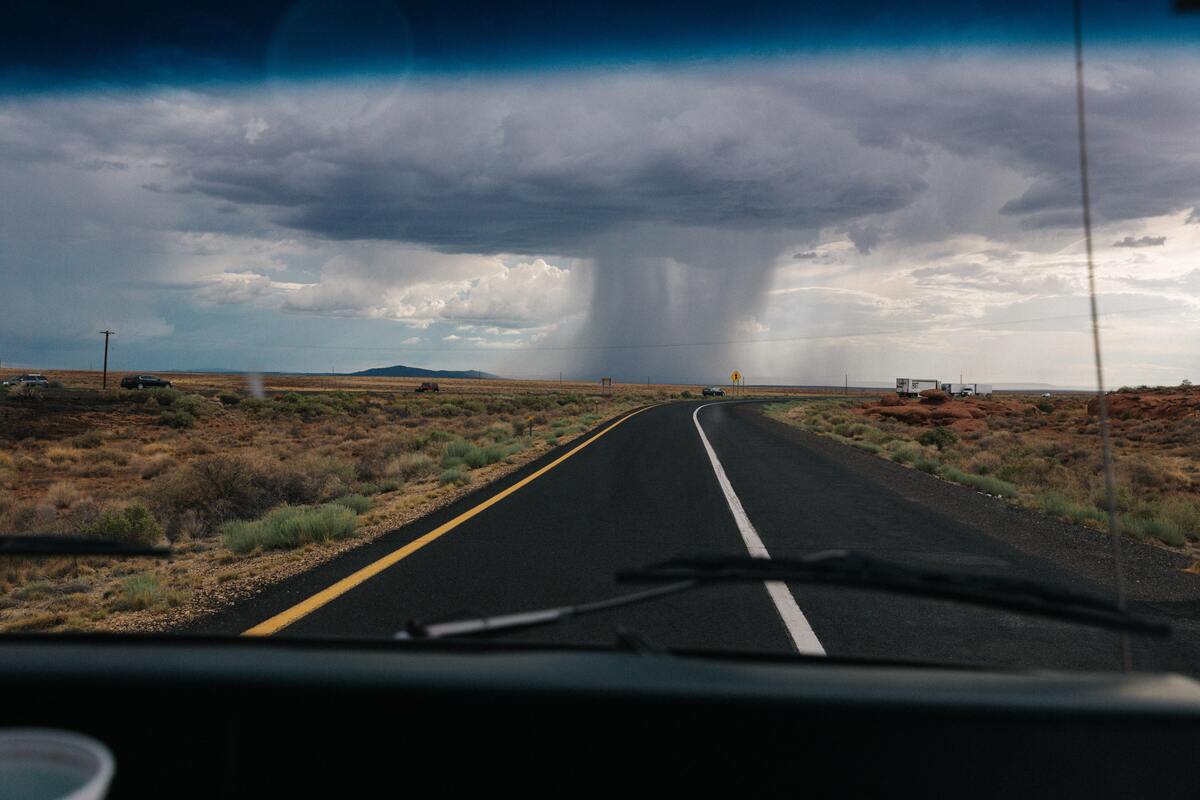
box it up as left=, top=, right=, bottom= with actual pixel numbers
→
left=701, top=386, right=725, bottom=397
left=120, top=374, right=172, bottom=389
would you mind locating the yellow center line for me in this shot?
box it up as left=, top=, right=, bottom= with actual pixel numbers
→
left=242, top=404, right=658, bottom=636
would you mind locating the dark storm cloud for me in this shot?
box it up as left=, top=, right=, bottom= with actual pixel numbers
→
left=1113, top=235, right=1166, bottom=247
left=3, top=52, right=1200, bottom=380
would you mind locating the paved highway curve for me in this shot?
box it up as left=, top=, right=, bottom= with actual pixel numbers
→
left=193, top=400, right=1200, bottom=673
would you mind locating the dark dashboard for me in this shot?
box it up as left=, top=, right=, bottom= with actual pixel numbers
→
left=4, top=636, right=1199, bottom=798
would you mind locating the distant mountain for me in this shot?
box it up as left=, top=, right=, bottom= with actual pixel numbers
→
left=350, top=364, right=502, bottom=380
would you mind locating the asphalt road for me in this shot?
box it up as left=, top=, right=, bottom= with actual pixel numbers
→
left=193, top=400, right=1200, bottom=673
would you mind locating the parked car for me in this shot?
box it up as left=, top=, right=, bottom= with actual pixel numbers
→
left=702, top=386, right=725, bottom=397
left=1, top=373, right=49, bottom=387
left=120, top=374, right=172, bottom=389
left=415, top=382, right=440, bottom=393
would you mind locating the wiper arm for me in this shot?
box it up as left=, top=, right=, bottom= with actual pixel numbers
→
left=395, top=549, right=1168, bottom=643
left=619, top=551, right=1169, bottom=637
left=0, top=535, right=171, bottom=557
left=396, top=580, right=698, bottom=640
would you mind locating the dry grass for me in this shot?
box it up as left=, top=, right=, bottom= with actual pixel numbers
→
left=766, top=396, right=1200, bottom=553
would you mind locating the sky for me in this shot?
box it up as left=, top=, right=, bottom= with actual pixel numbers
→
left=2, top=2, right=1199, bottom=387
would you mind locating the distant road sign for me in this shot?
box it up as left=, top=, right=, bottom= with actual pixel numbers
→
left=731, top=371, right=741, bottom=383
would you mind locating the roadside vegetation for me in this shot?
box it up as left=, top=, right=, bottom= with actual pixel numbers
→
left=766, top=394, right=1200, bottom=550
left=0, top=374, right=668, bottom=632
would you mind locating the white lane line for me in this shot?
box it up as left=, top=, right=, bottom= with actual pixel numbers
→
left=693, top=403, right=826, bottom=656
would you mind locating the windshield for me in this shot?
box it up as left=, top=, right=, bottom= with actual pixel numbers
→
left=2, top=0, right=1199, bottom=675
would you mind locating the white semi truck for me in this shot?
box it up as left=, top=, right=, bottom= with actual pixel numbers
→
left=940, top=382, right=994, bottom=398
left=896, top=378, right=940, bottom=397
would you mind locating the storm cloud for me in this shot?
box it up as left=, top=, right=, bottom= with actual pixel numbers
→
left=2, top=51, right=1199, bottom=383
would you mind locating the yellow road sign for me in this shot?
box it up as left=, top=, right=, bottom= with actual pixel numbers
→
left=731, top=371, right=741, bottom=383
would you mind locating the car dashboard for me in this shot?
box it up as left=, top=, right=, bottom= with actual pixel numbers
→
left=2, top=636, right=1199, bottom=797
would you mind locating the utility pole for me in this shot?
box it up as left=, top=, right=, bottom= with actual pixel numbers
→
left=99, top=330, right=115, bottom=389
left=559, top=371, right=562, bottom=386
left=844, top=373, right=848, bottom=396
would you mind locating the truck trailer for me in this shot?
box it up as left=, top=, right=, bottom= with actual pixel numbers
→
left=896, top=378, right=940, bottom=398
left=940, top=382, right=994, bottom=398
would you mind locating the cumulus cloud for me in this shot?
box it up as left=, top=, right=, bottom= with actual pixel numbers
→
left=279, top=255, right=582, bottom=330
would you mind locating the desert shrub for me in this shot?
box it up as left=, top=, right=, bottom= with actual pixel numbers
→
left=166, top=509, right=206, bottom=542
left=914, top=457, right=942, bottom=475
left=916, top=426, right=958, bottom=451
left=70, top=430, right=105, bottom=449
left=1121, top=459, right=1170, bottom=490
left=45, top=447, right=82, bottom=464
left=890, top=447, right=919, bottom=464
left=330, top=494, right=371, bottom=514
left=82, top=504, right=162, bottom=547
left=218, top=392, right=241, bottom=406
left=1157, top=495, right=1200, bottom=541
left=45, top=482, right=82, bottom=509
left=13, top=383, right=43, bottom=400
left=966, top=451, right=1003, bottom=475
left=358, top=482, right=381, bottom=496
left=680, top=390, right=693, bottom=398
left=391, top=452, right=436, bottom=480
left=439, top=466, right=471, bottom=486
left=1120, top=513, right=1185, bottom=546
left=112, top=572, right=185, bottom=611
left=862, top=427, right=895, bottom=445
left=853, top=442, right=882, bottom=454
left=376, top=479, right=401, bottom=492
left=444, top=439, right=474, bottom=460
left=147, top=387, right=182, bottom=406
left=995, top=457, right=1052, bottom=487
left=93, top=448, right=131, bottom=466
left=149, top=453, right=345, bottom=533
left=159, top=409, right=196, bottom=429
left=140, top=454, right=176, bottom=480
left=222, top=503, right=358, bottom=554
left=76, top=462, right=115, bottom=478
left=1039, top=491, right=1106, bottom=526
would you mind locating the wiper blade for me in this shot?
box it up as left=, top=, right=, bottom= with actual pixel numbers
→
left=618, top=551, right=1169, bottom=637
left=0, top=535, right=171, bottom=557
left=395, top=550, right=1168, bottom=643
left=396, top=580, right=698, bottom=640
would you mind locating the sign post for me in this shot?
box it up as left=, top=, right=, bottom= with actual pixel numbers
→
left=730, top=371, right=741, bottom=397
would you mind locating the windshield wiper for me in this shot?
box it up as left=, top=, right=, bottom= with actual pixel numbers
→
left=0, top=535, right=171, bottom=557
left=619, top=551, right=1169, bottom=636
left=396, top=550, right=1168, bottom=641
left=396, top=580, right=698, bottom=640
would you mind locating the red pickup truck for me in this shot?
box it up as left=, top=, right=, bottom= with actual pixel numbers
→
left=415, top=382, right=440, bottom=393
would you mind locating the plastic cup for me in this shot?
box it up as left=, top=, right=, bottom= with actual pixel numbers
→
left=0, top=729, right=115, bottom=800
